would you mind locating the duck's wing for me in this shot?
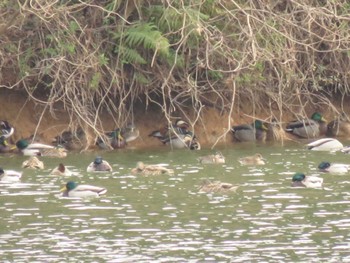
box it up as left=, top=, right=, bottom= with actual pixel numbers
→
left=72, top=185, right=107, bottom=196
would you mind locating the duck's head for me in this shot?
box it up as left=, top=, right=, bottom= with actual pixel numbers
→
left=318, top=161, right=331, bottom=170
left=0, top=168, right=4, bottom=175
left=58, top=163, right=65, bottom=173
left=94, top=156, right=103, bottom=165
left=253, top=120, right=268, bottom=131
left=62, top=181, right=78, bottom=191
left=175, top=120, right=189, bottom=129
left=311, top=112, right=326, bottom=122
left=16, top=139, right=29, bottom=150
left=292, top=172, right=306, bottom=182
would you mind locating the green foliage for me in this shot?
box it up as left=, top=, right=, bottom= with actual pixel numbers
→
left=89, top=72, right=101, bottom=90
left=112, top=22, right=169, bottom=65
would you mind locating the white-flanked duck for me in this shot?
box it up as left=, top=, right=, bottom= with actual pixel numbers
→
left=306, top=138, right=343, bottom=151
left=60, top=181, right=107, bottom=198
left=291, top=173, right=323, bottom=188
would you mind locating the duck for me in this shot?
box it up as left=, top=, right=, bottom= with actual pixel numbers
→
left=0, top=168, right=22, bottom=182
left=231, top=120, right=268, bottom=142
left=86, top=156, right=113, bottom=172
left=22, top=156, right=44, bottom=169
left=60, top=181, right=107, bottom=198
left=198, top=152, right=225, bottom=164
left=326, top=113, right=350, bottom=138
left=291, top=172, right=323, bottom=188
left=238, top=153, right=266, bottom=165
left=0, top=120, right=14, bottom=139
left=16, top=139, right=67, bottom=157
left=53, top=128, right=86, bottom=151
left=306, top=138, right=344, bottom=151
left=198, top=180, right=239, bottom=193
left=0, top=136, right=15, bottom=153
left=285, top=112, right=327, bottom=138
left=341, top=146, right=350, bottom=154
left=131, top=161, right=174, bottom=176
left=318, top=161, right=350, bottom=174
left=50, top=163, right=72, bottom=176
left=96, top=128, right=126, bottom=149
left=120, top=123, right=140, bottom=143
left=266, top=118, right=286, bottom=142
left=149, top=120, right=200, bottom=150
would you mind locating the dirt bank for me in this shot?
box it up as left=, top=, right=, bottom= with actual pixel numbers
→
left=0, top=89, right=348, bottom=149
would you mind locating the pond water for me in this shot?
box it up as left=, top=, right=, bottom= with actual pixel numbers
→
left=1, top=141, right=350, bottom=262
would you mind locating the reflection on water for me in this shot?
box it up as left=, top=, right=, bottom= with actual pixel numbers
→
left=1, top=143, right=350, bottom=262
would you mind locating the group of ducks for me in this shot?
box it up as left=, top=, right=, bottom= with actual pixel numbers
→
left=231, top=112, right=350, bottom=142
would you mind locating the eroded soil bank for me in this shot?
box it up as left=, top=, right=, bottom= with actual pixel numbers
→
left=0, top=89, right=348, bottom=149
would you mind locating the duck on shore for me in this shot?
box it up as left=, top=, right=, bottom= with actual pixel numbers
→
left=285, top=112, right=327, bottom=139
left=326, top=113, right=350, bottom=138
left=231, top=120, right=268, bottom=142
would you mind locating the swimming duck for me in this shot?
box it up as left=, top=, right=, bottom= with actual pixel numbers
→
left=326, top=113, right=350, bottom=138
left=231, top=120, right=268, bottom=142
left=0, top=168, right=22, bottom=182
left=306, top=138, right=344, bottom=151
left=86, top=156, right=113, bottom=172
left=291, top=172, right=323, bottom=188
left=285, top=112, right=327, bottom=138
left=198, top=180, right=239, bottom=193
left=16, top=139, right=67, bottom=157
left=60, top=181, right=107, bottom=198
left=341, top=146, right=350, bottom=154
left=238, top=153, right=266, bottom=165
left=22, top=156, right=44, bottom=169
left=0, top=120, right=14, bottom=139
left=198, top=152, right=225, bottom=164
left=131, top=161, right=174, bottom=176
left=50, top=163, right=72, bottom=176
left=318, top=161, right=350, bottom=174
left=53, top=128, right=86, bottom=151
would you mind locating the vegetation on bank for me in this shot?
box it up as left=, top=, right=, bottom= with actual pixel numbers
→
left=1, top=1, right=350, bottom=147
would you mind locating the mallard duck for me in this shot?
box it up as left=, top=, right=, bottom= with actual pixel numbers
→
left=0, top=136, right=15, bottom=153
left=96, top=128, right=126, bottom=149
left=198, top=180, right=239, bottom=193
left=60, top=181, right=107, bottom=198
left=50, top=163, right=72, bottom=176
left=149, top=120, right=200, bottom=150
left=16, top=139, right=67, bottom=157
left=326, top=113, right=350, bottom=138
left=0, top=120, right=14, bottom=139
left=53, top=128, right=86, bottom=151
left=231, top=120, right=268, bottom=142
left=121, top=123, right=140, bottom=143
left=0, top=168, right=22, bottom=182
left=291, top=172, right=323, bottom=188
left=266, top=118, right=286, bottom=142
left=198, top=152, right=225, bottom=164
left=306, top=138, right=344, bottom=151
left=86, top=156, right=113, bottom=172
left=22, top=156, right=44, bottom=169
left=318, top=161, right=350, bottom=174
left=285, top=112, right=327, bottom=138
left=131, top=161, right=174, bottom=176
left=239, top=153, right=266, bottom=165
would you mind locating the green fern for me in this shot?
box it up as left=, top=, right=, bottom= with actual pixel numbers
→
left=125, top=23, right=169, bottom=56
left=115, top=45, right=147, bottom=65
